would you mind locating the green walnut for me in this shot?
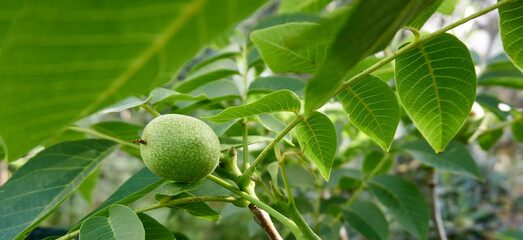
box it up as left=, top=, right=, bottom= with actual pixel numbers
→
left=139, top=114, right=220, bottom=183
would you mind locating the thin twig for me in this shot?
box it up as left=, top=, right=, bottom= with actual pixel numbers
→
left=428, top=168, right=448, bottom=240
left=250, top=204, right=283, bottom=240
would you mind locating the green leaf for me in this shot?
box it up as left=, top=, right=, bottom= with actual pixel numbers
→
left=402, top=140, right=483, bottom=179
left=175, top=59, right=239, bottom=93
left=267, top=162, right=285, bottom=197
left=98, top=96, right=151, bottom=114
left=80, top=205, right=144, bottom=240
left=337, top=75, right=400, bottom=150
left=248, top=76, right=306, bottom=97
left=77, top=167, right=101, bottom=204
left=251, top=22, right=327, bottom=73
left=278, top=0, right=331, bottom=14
left=407, top=0, right=444, bottom=29
left=304, top=0, right=434, bottom=114
left=0, top=139, right=118, bottom=240
left=258, top=114, right=293, bottom=145
left=219, top=135, right=273, bottom=151
left=138, top=213, right=176, bottom=240
left=204, top=90, right=301, bottom=123
left=188, top=51, right=240, bottom=75
left=90, top=121, right=144, bottom=157
left=512, top=112, right=523, bottom=143
left=248, top=13, right=319, bottom=44
left=155, top=180, right=205, bottom=201
left=437, top=0, right=458, bottom=15
left=368, top=175, right=429, bottom=240
left=163, top=192, right=220, bottom=220
left=342, top=201, right=389, bottom=240
left=70, top=167, right=165, bottom=231
left=0, top=0, right=266, bottom=161
left=174, top=80, right=242, bottom=112
left=478, top=54, right=523, bottom=89
left=295, top=112, right=337, bottom=180
left=395, top=33, right=477, bottom=152
left=149, top=88, right=207, bottom=106
left=496, top=229, right=523, bottom=240
left=200, top=110, right=238, bottom=137
left=499, top=0, right=523, bottom=70
left=362, top=151, right=393, bottom=175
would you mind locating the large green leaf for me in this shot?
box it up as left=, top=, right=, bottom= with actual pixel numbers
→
left=138, top=214, right=176, bottom=240
left=337, top=75, right=400, bottom=150
left=402, top=140, right=483, bottom=179
left=174, top=59, right=239, bottom=93
left=70, top=167, right=165, bottom=231
left=204, top=90, right=301, bottom=123
left=79, top=205, right=144, bottom=240
left=251, top=22, right=327, bottom=73
left=278, top=0, right=331, bottom=14
left=395, top=33, right=477, bottom=152
left=304, top=0, right=436, bottom=114
left=0, top=139, right=118, bottom=240
left=496, top=229, right=523, bottom=240
left=248, top=76, right=306, bottom=97
left=295, top=111, right=337, bottom=181
left=368, top=175, right=429, bottom=240
left=437, top=0, right=458, bottom=15
left=342, top=201, right=389, bottom=240
left=499, top=0, right=523, bottom=70
left=0, top=0, right=266, bottom=161
left=478, top=54, right=523, bottom=89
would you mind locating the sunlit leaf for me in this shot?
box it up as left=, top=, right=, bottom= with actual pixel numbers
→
left=204, top=90, right=301, bottom=123
left=395, top=33, right=476, bottom=152
left=499, top=0, right=523, bottom=69
left=0, top=139, right=118, bottom=240
left=98, top=96, right=151, bottom=114
left=278, top=0, right=331, bottom=14
left=295, top=112, right=337, bottom=180
left=437, top=0, right=458, bottom=15
left=79, top=205, right=144, bottom=240
left=251, top=22, right=327, bottom=73
left=304, top=0, right=436, bottom=114
left=368, top=175, right=429, bottom=240
left=175, top=59, right=239, bottom=93
left=0, top=0, right=266, bottom=161
left=149, top=88, right=207, bottom=106
left=248, top=76, right=306, bottom=97
left=337, top=75, right=400, bottom=150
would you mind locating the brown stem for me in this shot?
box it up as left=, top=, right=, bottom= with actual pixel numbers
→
left=427, top=168, right=448, bottom=240
left=249, top=204, right=283, bottom=240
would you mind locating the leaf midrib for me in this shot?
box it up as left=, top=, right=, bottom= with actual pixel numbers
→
left=74, top=0, right=208, bottom=121
left=418, top=45, right=443, bottom=151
